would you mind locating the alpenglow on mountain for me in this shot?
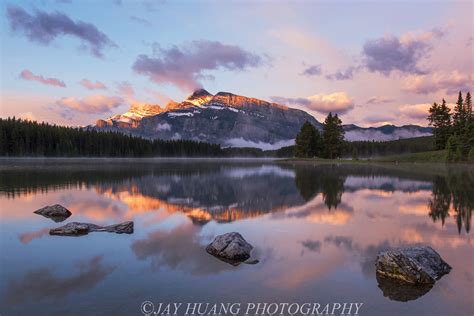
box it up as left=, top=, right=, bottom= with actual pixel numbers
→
left=93, top=89, right=431, bottom=149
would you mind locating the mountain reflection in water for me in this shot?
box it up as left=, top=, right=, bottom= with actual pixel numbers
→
left=1, top=162, right=471, bottom=233
left=0, top=160, right=472, bottom=316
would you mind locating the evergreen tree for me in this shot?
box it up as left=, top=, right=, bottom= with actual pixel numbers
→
left=294, top=121, right=322, bottom=158
left=466, top=92, right=473, bottom=119
left=322, top=113, right=345, bottom=159
left=446, top=135, right=460, bottom=162
left=453, top=91, right=466, bottom=135
left=428, top=99, right=452, bottom=150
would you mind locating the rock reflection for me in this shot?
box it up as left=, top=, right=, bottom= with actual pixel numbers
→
left=131, top=223, right=237, bottom=275
left=376, top=274, right=434, bottom=302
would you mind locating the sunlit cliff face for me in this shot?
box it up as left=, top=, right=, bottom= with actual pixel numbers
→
left=96, top=103, right=163, bottom=128
left=94, top=89, right=292, bottom=130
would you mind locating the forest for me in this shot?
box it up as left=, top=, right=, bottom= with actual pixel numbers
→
left=0, top=117, right=222, bottom=157
left=0, top=117, right=436, bottom=158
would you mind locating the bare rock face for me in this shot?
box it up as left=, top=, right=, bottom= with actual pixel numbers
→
left=206, top=232, right=254, bottom=264
left=34, top=204, right=72, bottom=222
left=375, top=246, right=451, bottom=284
left=50, top=221, right=134, bottom=236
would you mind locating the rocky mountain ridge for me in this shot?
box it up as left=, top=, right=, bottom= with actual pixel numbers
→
left=92, top=89, right=431, bottom=149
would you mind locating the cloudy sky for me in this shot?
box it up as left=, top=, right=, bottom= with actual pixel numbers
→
left=1, top=0, right=472, bottom=127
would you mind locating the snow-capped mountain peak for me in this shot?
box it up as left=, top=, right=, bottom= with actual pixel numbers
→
left=182, top=89, right=214, bottom=107
left=93, top=88, right=432, bottom=148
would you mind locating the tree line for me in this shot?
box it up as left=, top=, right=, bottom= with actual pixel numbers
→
left=294, top=112, right=345, bottom=158
left=0, top=117, right=223, bottom=157
left=343, top=136, right=433, bottom=158
left=428, top=91, right=473, bottom=162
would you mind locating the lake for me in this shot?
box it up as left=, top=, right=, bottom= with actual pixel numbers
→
left=0, top=159, right=472, bottom=315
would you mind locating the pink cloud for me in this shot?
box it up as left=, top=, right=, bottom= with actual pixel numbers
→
left=272, top=92, right=355, bottom=115
left=366, top=96, right=395, bottom=105
left=56, top=94, right=124, bottom=115
left=116, top=81, right=135, bottom=98
left=79, top=79, right=107, bottom=90
left=402, top=70, right=473, bottom=94
left=18, top=112, right=37, bottom=121
left=133, top=40, right=263, bottom=91
left=20, top=69, right=66, bottom=87
left=400, top=102, right=456, bottom=120
left=399, top=103, right=432, bottom=120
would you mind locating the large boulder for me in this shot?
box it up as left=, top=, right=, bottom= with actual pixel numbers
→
left=206, top=232, right=254, bottom=264
left=375, top=246, right=451, bottom=284
left=34, top=204, right=72, bottom=222
left=50, top=221, right=134, bottom=236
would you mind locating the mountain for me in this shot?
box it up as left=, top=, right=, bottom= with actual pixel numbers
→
left=93, top=89, right=321, bottom=149
left=92, top=89, right=432, bottom=149
left=96, top=103, right=163, bottom=129
left=343, top=124, right=432, bottom=141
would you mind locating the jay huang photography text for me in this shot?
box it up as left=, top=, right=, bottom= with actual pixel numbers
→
left=140, top=302, right=364, bottom=316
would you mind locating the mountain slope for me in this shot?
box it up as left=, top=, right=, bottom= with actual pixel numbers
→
left=92, top=89, right=432, bottom=149
left=94, top=89, right=321, bottom=149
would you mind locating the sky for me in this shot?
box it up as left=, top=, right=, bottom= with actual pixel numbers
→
left=1, top=0, right=473, bottom=127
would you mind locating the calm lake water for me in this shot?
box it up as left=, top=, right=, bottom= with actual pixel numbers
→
left=0, top=159, right=472, bottom=316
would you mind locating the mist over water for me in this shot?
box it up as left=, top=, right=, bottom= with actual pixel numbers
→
left=0, top=160, right=472, bottom=315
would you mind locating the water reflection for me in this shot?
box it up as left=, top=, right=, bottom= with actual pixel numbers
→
left=131, top=222, right=236, bottom=275
left=429, top=170, right=473, bottom=234
left=0, top=160, right=472, bottom=315
left=376, top=274, right=434, bottom=302
left=5, top=255, right=115, bottom=304
left=1, top=162, right=472, bottom=234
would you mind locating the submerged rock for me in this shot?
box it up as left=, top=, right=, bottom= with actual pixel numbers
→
left=376, top=274, right=434, bottom=302
left=375, top=246, right=451, bottom=284
left=50, top=221, right=134, bottom=236
left=34, top=204, right=72, bottom=222
left=206, top=232, right=256, bottom=265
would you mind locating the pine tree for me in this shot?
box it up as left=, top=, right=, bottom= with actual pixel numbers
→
left=453, top=91, right=466, bottom=136
left=466, top=92, right=473, bottom=119
left=446, top=135, right=460, bottom=162
left=322, top=113, right=345, bottom=159
left=294, top=121, right=322, bottom=158
left=428, top=99, right=452, bottom=150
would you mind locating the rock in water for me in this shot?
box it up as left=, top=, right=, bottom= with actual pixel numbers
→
left=50, top=221, right=134, bottom=236
left=375, top=246, right=451, bottom=284
left=206, top=232, right=254, bottom=263
left=34, top=204, right=72, bottom=222
left=93, top=221, right=134, bottom=234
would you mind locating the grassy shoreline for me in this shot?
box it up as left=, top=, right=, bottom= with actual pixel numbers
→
left=280, top=150, right=471, bottom=164
left=0, top=150, right=471, bottom=164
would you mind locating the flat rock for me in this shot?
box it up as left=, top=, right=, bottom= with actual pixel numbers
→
left=34, top=204, right=72, bottom=222
left=50, top=221, right=133, bottom=236
left=206, top=232, right=254, bottom=264
left=375, top=246, right=451, bottom=284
